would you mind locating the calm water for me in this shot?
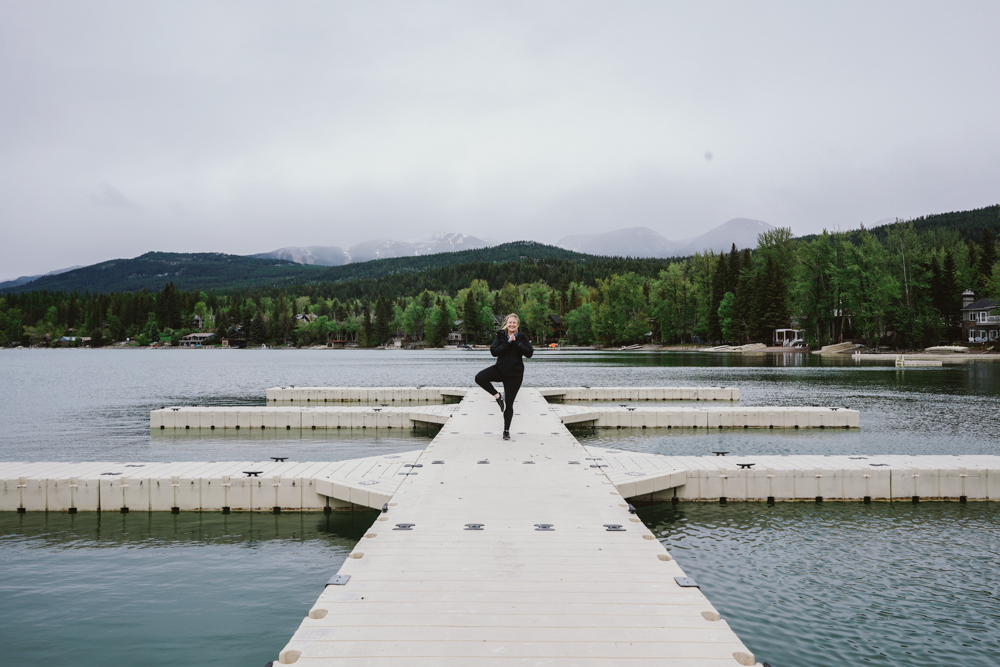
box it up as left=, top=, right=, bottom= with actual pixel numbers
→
left=1, top=349, right=998, bottom=666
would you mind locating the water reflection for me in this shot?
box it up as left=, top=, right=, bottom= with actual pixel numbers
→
left=640, top=501, right=1000, bottom=667
left=0, top=511, right=371, bottom=666
left=0, top=509, right=376, bottom=547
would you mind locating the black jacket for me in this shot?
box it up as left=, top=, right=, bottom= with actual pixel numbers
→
left=490, top=330, right=533, bottom=376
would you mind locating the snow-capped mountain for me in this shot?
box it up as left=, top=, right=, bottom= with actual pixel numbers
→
left=251, top=233, right=492, bottom=267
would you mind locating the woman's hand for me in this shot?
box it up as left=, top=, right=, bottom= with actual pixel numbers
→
left=508, top=333, right=516, bottom=342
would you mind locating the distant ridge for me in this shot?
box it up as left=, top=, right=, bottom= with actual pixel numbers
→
left=556, top=218, right=774, bottom=258
left=0, top=265, right=83, bottom=291
left=0, top=243, right=594, bottom=295
left=312, top=241, right=595, bottom=284
left=252, top=232, right=492, bottom=267
left=794, top=205, right=1000, bottom=244
left=1, top=252, right=319, bottom=294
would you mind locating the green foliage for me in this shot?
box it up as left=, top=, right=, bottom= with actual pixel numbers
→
left=249, top=314, right=267, bottom=344
left=592, top=273, right=648, bottom=346
left=717, top=292, right=736, bottom=341
left=373, top=295, right=393, bottom=345
left=520, top=282, right=553, bottom=343
left=563, top=303, right=594, bottom=344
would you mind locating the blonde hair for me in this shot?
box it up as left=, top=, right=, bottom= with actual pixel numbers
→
left=501, top=313, right=520, bottom=330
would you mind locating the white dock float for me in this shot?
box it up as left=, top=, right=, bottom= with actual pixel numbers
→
left=267, top=386, right=739, bottom=402
left=538, top=386, right=739, bottom=401
left=151, top=404, right=848, bottom=431
left=150, top=405, right=458, bottom=430
left=553, top=405, right=860, bottom=429
left=266, top=386, right=470, bottom=402
left=0, top=451, right=424, bottom=512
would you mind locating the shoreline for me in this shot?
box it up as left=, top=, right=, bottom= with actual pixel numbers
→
left=6, top=344, right=1000, bottom=360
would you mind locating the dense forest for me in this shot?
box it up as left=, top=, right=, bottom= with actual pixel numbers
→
left=2, top=207, right=998, bottom=350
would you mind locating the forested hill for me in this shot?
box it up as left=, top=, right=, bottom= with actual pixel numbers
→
left=294, top=254, right=677, bottom=301
left=311, top=241, right=599, bottom=283
left=869, top=205, right=1000, bottom=241
left=1, top=242, right=600, bottom=295
left=796, top=204, right=1000, bottom=244
left=2, top=252, right=322, bottom=294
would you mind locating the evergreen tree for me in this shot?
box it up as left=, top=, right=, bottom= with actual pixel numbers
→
left=978, top=227, right=997, bottom=290
left=732, top=249, right=756, bottom=342
left=966, top=241, right=979, bottom=290
left=707, top=252, right=726, bottom=341
left=726, top=244, right=739, bottom=294
left=717, top=292, right=736, bottom=342
left=359, top=305, right=373, bottom=347
left=930, top=255, right=944, bottom=315
left=214, top=309, right=230, bottom=337
left=249, top=314, right=267, bottom=344
left=941, top=251, right=961, bottom=338
left=373, top=295, right=392, bottom=345
left=559, top=276, right=570, bottom=314
left=758, top=257, right=789, bottom=340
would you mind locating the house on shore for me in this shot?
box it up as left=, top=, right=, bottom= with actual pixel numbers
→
left=961, top=290, right=998, bottom=343
left=180, top=332, right=216, bottom=347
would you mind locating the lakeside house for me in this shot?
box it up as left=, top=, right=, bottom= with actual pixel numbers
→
left=180, top=332, right=216, bottom=347
left=961, top=290, right=998, bottom=343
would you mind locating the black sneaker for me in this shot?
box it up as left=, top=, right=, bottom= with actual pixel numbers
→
left=496, top=394, right=505, bottom=412
left=503, top=431, right=510, bottom=441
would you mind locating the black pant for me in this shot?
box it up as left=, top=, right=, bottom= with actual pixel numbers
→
left=475, top=365, right=523, bottom=432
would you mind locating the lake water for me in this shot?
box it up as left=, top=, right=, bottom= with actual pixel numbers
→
left=1, top=349, right=998, bottom=666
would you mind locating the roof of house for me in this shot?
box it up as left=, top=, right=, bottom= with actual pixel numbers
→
left=182, top=332, right=216, bottom=339
left=962, top=297, right=998, bottom=311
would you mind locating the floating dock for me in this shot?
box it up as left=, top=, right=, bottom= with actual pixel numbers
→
left=150, top=404, right=854, bottom=430
left=5, top=386, right=996, bottom=665
left=2, top=449, right=994, bottom=513
left=265, top=386, right=740, bottom=402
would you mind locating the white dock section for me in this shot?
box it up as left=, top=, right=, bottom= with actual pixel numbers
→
left=266, top=386, right=470, bottom=402
left=267, top=386, right=740, bottom=402
left=538, top=386, right=739, bottom=401
left=0, top=451, right=425, bottom=512
left=582, top=449, right=999, bottom=501
left=4, top=451, right=993, bottom=512
left=151, top=404, right=847, bottom=431
left=150, top=405, right=458, bottom=430
left=553, top=404, right=860, bottom=429
left=277, top=388, right=761, bottom=667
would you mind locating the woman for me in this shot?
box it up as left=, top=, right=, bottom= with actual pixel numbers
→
left=475, top=313, right=533, bottom=440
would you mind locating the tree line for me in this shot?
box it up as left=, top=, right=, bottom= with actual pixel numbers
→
left=3, top=219, right=998, bottom=350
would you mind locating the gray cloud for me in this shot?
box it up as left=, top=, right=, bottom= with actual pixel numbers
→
left=1, top=1, right=999, bottom=280
left=91, top=183, right=139, bottom=211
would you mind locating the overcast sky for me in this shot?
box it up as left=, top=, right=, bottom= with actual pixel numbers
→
left=2, top=1, right=998, bottom=280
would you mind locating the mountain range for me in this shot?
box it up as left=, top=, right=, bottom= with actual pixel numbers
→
left=556, top=218, right=774, bottom=258
left=1, top=219, right=773, bottom=292
left=251, top=232, right=492, bottom=267
left=0, top=265, right=83, bottom=292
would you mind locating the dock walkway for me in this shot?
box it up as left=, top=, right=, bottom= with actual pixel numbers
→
left=277, top=388, right=760, bottom=666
